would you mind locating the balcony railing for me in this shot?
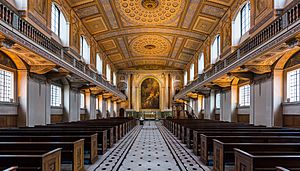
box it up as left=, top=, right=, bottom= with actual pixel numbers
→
left=175, top=1, right=300, bottom=99
left=0, top=2, right=126, bottom=100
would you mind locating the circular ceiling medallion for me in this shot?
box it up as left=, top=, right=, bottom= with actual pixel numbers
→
left=142, top=0, right=159, bottom=9
left=116, top=0, right=185, bottom=24
left=130, top=35, right=171, bottom=56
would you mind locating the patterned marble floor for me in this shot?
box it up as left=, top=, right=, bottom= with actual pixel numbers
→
left=118, top=121, right=181, bottom=171
left=90, top=121, right=209, bottom=171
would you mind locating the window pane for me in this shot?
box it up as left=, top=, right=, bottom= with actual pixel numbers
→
left=216, top=93, right=221, bottom=108
left=241, top=2, right=250, bottom=35
left=96, top=97, right=99, bottom=110
left=239, top=84, right=250, bottom=106
left=80, top=93, right=85, bottom=108
left=51, top=4, right=60, bottom=35
left=198, top=53, right=204, bottom=74
left=50, top=85, right=62, bottom=107
left=0, top=69, right=14, bottom=102
left=287, top=69, right=300, bottom=102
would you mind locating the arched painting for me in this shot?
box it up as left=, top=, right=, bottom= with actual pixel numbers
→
left=141, top=78, right=160, bottom=109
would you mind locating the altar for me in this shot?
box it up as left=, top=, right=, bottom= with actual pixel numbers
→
left=144, top=112, right=157, bottom=120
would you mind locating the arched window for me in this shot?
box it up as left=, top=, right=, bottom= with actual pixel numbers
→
left=184, top=71, right=187, bottom=86
left=80, top=36, right=90, bottom=64
left=198, top=53, right=204, bottom=74
left=211, top=35, right=220, bottom=64
left=106, top=64, right=111, bottom=82
left=96, top=53, right=103, bottom=74
left=189, top=63, right=194, bottom=81
left=241, top=2, right=251, bottom=35
left=0, top=52, right=16, bottom=103
left=232, top=1, right=251, bottom=45
left=51, top=3, right=69, bottom=46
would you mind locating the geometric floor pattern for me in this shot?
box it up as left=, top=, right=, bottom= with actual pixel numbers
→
left=118, top=121, right=181, bottom=171
left=90, top=121, right=209, bottom=171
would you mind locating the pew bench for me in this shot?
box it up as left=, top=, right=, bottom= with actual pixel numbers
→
left=213, top=141, right=300, bottom=171
left=0, top=134, right=98, bottom=164
left=0, top=140, right=84, bottom=171
left=0, top=148, right=61, bottom=171
left=234, top=148, right=300, bottom=171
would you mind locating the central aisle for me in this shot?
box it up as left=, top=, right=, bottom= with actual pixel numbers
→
left=119, top=121, right=181, bottom=171
left=91, top=121, right=208, bottom=171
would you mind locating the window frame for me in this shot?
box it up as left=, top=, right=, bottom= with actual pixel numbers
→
left=0, top=65, right=16, bottom=103
left=211, top=34, right=221, bottom=64
left=198, top=53, right=204, bottom=74
left=189, top=63, right=194, bottom=81
left=50, top=84, right=62, bottom=107
left=51, top=3, right=61, bottom=36
left=216, top=93, right=221, bottom=109
left=239, top=84, right=251, bottom=107
left=286, top=67, right=300, bottom=103
left=240, top=2, right=251, bottom=36
left=80, top=93, right=85, bottom=109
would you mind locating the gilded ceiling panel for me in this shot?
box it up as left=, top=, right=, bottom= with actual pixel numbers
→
left=115, top=0, right=185, bottom=25
left=129, top=35, right=171, bottom=56
left=68, top=0, right=234, bottom=70
left=74, top=5, right=99, bottom=18
left=100, top=39, right=117, bottom=51
left=193, top=16, right=218, bottom=34
left=109, top=53, right=124, bottom=61
left=83, top=17, right=108, bottom=34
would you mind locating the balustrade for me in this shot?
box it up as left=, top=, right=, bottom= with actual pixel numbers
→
left=0, top=2, right=125, bottom=99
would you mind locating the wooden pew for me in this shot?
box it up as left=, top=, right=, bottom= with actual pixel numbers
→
left=234, top=148, right=300, bottom=171
left=3, top=166, right=18, bottom=171
left=196, top=131, right=300, bottom=157
left=0, top=148, right=61, bottom=171
left=0, top=129, right=107, bottom=155
left=0, top=134, right=97, bottom=164
left=276, top=166, right=291, bottom=171
left=213, top=139, right=300, bottom=171
left=0, top=140, right=84, bottom=171
left=35, top=124, right=115, bottom=148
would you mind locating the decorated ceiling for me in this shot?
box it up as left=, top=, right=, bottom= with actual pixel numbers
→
left=68, top=0, right=234, bottom=70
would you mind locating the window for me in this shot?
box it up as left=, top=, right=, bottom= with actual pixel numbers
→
left=202, top=97, right=205, bottom=110
left=106, top=64, right=111, bottom=82
left=190, top=63, right=194, bottom=81
left=96, top=54, right=103, bottom=74
left=0, top=68, right=14, bottom=102
left=50, top=85, right=62, bottom=107
left=113, top=72, right=117, bottom=85
left=216, top=93, right=221, bottom=109
left=184, top=71, right=188, bottom=86
left=51, top=4, right=60, bottom=36
left=80, top=93, right=85, bottom=108
left=232, top=1, right=251, bottom=45
left=198, top=53, right=204, bottom=74
left=96, top=97, right=99, bottom=110
left=211, top=35, right=220, bottom=64
left=239, top=84, right=250, bottom=106
left=241, top=2, right=251, bottom=35
left=80, top=36, right=90, bottom=64
left=287, top=69, right=300, bottom=102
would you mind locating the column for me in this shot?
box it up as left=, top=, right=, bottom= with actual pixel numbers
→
left=86, top=92, right=96, bottom=119
left=17, top=70, right=28, bottom=126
